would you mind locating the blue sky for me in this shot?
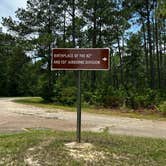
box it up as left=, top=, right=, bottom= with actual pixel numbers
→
left=0, top=0, right=27, bottom=31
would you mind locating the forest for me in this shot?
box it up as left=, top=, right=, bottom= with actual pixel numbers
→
left=0, top=0, right=166, bottom=113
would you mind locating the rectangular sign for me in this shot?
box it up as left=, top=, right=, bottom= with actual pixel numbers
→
left=51, top=48, right=110, bottom=70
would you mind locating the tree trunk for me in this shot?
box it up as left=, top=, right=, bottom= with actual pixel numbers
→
left=72, top=0, right=76, bottom=48
left=142, top=21, right=149, bottom=85
left=91, top=0, right=97, bottom=91
left=146, top=0, right=155, bottom=89
left=47, top=0, right=53, bottom=101
left=117, top=35, right=123, bottom=86
left=155, top=14, right=161, bottom=88
left=63, top=10, right=66, bottom=47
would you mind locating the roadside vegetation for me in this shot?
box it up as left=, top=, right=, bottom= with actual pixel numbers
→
left=0, top=0, right=166, bottom=119
left=14, top=97, right=166, bottom=121
left=0, top=129, right=166, bottom=165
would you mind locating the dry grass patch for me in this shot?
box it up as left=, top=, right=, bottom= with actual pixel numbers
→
left=65, top=142, right=107, bottom=162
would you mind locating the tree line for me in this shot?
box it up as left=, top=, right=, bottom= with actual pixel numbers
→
left=0, top=0, right=166, bottom=109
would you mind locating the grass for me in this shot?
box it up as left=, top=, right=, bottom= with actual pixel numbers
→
left=0, top=129, right=166, bottom=165
left=14, top=97, right=166, bottom=121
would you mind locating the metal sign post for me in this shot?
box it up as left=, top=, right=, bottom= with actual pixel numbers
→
left=51, top=48, right=110, bottom=143
left=77, top=70, right=81, bottom=143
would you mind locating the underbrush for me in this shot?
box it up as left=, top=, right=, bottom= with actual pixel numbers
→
left=49, top=85, right=165, bottom=114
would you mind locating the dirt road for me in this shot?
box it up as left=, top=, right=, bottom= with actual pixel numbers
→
left=0, top=97, right=166, bottom=138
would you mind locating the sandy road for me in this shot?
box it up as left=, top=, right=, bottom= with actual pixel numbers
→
left=0, top=97, right=166, bottom=138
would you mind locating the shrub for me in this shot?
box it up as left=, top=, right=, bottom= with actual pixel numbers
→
left=83, top=89, right=104, bottom=106
left=133, top=95, right=153, bottom=109
left=145, top=89, right=159, bottom=106
left=99, top=86, right=125, bottom=108
left=40, top=82, right=54, bottom=102
left=52, top=83, right=62, bottom=103
left=83, top=91, right=93, bottom=103
left=103, top=96, right=123, bottom=108
left=134, top=95, right=146, bottom=108
left=158, top=102, right=166, bottom=116
left=91, top=91, right=103, bottom=105
left=125, top=89, right=161, bottom=109
left=107, top=86, right=126, bottom=98
left=59, top=86, right=77, bottom=106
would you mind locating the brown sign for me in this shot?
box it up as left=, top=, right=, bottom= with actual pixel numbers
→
left=51, top=48, right=110, bottom=70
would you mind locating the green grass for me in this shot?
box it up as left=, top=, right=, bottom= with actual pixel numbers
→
left=0, top=130, right=166, bottom=165
left=14, top=97, right=166, bottom=121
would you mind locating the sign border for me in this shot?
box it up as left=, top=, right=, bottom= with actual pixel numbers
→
left=51, top=48, right=110, bottom=71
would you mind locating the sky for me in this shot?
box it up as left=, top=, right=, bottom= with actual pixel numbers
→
left=0, top=0, right=140, bottom=34
left=0, top=0, right=27, bottom=31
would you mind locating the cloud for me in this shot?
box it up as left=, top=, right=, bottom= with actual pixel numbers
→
left=0, top=0, right=15, bottom=18
left=0, top=0, right=14, bottom=11
left=0, top=0, right=26, bottom=18
left=0, top=0, right=27, bottom=30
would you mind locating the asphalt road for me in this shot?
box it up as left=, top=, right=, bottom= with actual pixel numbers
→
left=0, top=97, right=166, bottom=138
